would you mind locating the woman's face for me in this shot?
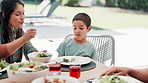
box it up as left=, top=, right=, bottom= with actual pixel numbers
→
left=9, top=4, right=25, bottom=29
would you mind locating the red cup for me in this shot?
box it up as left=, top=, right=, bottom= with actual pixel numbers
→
left=49, top=62, right=61, bottom=75
left=69, top=65, right=81, bottom=79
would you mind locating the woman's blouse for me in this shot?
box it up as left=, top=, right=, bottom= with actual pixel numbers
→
left=0, top=26, right=37, bottom=63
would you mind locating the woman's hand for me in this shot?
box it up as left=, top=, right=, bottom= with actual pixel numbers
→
left=22, top=29, right=36, bottom=42
left=41, top=50, right=47, bottom=53
left=100, top=67, right=130, bottom=77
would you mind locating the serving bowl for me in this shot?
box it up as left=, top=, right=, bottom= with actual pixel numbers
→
left=7, top=62, right=48, bottom=83
left=28, top=52, right=52, bottom=63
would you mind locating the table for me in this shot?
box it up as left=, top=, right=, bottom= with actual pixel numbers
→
left=0, top=58, right=143, bottom=83
left=0, top=58, right=108, bottom=83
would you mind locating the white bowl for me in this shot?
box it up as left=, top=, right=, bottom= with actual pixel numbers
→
left=7, top=62, right=49, bottom=83
left=28, top=52, right=52, bottom=63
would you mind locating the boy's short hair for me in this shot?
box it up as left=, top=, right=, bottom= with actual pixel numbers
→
left=72, top=13, right=91, bottom=28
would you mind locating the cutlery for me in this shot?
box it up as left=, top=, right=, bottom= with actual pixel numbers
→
left=86, top=78, right=95, bottom=83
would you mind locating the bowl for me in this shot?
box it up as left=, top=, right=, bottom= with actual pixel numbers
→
left=28, top=52, right=52, bottom=63
left=7, top=62, right=48, bottom=83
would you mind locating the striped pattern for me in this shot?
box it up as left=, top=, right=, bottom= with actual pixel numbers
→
left=0, top=26, right=38, bottom=63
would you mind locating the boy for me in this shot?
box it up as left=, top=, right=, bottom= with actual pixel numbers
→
left=57, top=13, right=97, bottom=60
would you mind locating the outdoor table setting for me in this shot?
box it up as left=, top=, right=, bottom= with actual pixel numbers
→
left=0, top=52, right=143, bottom=83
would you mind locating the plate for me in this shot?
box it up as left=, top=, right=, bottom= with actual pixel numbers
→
left=32, top=76, right=80, bottom=83
left=91, top=76, right=141, bottom=83
left=0, top=67, right=7, bottom=72
left=55, top=56, right=91, bottom=65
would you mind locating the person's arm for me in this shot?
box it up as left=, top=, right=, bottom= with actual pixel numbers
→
left=91, top=46, right=98, bottom=61
left=100, top=67, right=148, bottom=83
left=23, top=42, right=38, bottom=60
left=0, top=29, right=36, bottom=58
left=128, top=68, right=148, bottom=83
left=56, top=40, right=67, bottom=57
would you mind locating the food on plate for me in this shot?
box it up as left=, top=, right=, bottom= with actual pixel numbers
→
left=98, top=75, right=128, bottom=83
left=0, top=60, right=9, bottom=71
left=36, top=52, right=52, bottom=57
left=63, top=58, right=75, bottom=63
left=9, top=61, right=48, bottom=73
left=44, top=78, right=66, bottom=83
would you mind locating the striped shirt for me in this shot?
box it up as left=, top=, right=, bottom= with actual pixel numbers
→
left=0, top=26, right=38, bottom=63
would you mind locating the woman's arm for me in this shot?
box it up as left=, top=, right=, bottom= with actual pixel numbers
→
left=23, top=42, right=38, bottom=60
left=100, top=67, right=148, bottom=83
left=0, top=29, right=36, bottom=58
left=128, top=68, right=148, bottom=83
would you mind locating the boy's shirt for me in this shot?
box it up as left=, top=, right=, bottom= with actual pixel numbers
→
left=57, top=38, right=97, bottom=61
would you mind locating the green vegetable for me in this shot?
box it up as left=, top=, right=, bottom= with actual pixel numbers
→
left=36, top=53, right=51, bottom=57
left=0, top=60, right=9, bottom=70
left=63, top=58, right=76, bottom=63
left=63, top=58, right=69, bottom=62
left=34, top=65, right=48, bottom=71
left=99, top=75, right=128, bottom=83
left=9, top=61, right=47, bottom=72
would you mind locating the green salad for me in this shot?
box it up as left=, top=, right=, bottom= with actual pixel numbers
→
left=36, top=52, right=51, bottom=57
left=0, top=60, right=9, bottom=71
left=9, top=61, right=48, bottom=72
left=63, top=58, right=75, bottom=63
left=99, top=75, right=128, bottom=83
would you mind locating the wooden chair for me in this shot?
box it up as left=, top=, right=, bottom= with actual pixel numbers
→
left=65, top=34, right=115, bottom=66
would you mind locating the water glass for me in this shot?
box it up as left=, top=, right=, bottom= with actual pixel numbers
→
left=48, top=62, right=61, bottom=75
left=69, top=64, right=81, bottom=79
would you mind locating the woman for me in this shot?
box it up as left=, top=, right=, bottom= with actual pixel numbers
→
left=0, top=0, right=38, bottom=63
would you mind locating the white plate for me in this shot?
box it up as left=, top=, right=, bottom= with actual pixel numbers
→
left=0, top=67, right=7, bottom=72
left=92, top=76, right=141, bottom=83
left=32, top=76, right=80, bottom=83
left=55, top=56, right=91, bottom=65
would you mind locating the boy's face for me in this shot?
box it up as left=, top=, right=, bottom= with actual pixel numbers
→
left=73, top=20, right=91, bottom=40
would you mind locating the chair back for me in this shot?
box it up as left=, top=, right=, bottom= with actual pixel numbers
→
left=36, top=0, right=51, bottom=14
left=65, top=34, right=115, bottom=66
left=47, top=1, right=61, bottom=17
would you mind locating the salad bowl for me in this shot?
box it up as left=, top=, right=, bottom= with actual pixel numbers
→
left=7, top=61, right=48, bottom=83
left=28, top=52, right=52, bottom=63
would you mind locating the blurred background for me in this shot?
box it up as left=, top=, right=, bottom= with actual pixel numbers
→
left=23, top=0, right=148, bottom=29
left=23, top=0, right=148, bottom=67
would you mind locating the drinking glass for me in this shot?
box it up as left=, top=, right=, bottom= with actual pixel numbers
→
left=48, top=62, right=61, bottom=75
left=69, top=64, right=81, bottom=79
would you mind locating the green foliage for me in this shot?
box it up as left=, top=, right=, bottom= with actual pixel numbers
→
left=106, top=0, right=118, bottom=7
left=92, top=26, right=104, bottom=30
left=61, top=0, right=79, bottom=6
left=106, top=0, right=148, bottom=12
